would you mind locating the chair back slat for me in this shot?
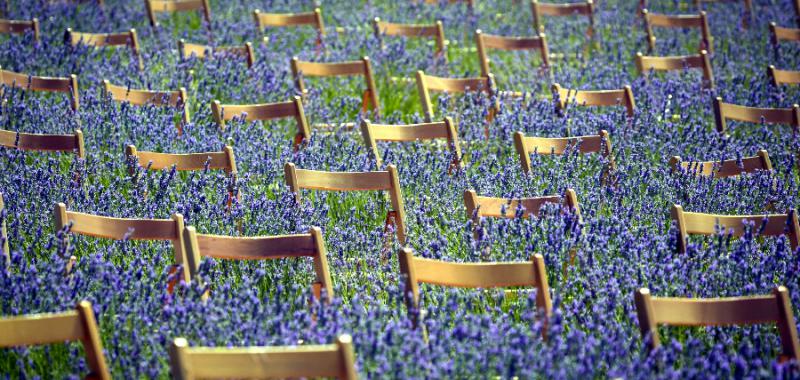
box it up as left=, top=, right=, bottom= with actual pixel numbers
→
left=464, top=190, right=562, bottom=219
left=178, top=40, right=255, bottom=68
left=670, top=150, right=772, bottom=178
left=0, top=18, right=40, bottom=40
left=211, top=97, right=309, bottom=148
left=635, top=51, right=714, bottom=88
left=145, top=0, right=211, bottom=26
left=552, top=83, right=635, bottom=116
left=714, top=98, right=800, bottom=133
left=768, top=66, right=800, bottom=86
left=62, top=210, right=179, bottom=241
left=291, top=57, right=379, bottom=116
left=66, top=29, right=135, bottom=47
left=0, top=129, right=85, bottom=157
left=103, top=80, right=185, bottom=107
left=360, top=118, right=461, bottom=169
left=643, top=10, right=711, bottom=53
left=531, top=0, right=594, bottom=36
left=1, top=68, right=79, bottom=110
left=475, top=30, right=549, bottom=77
left=126, top=145, right=236, bottom=172
left=292, top=60, right=365, bottom=77
left=254, top=8, right=324, bottom=32
left=416, top=71, right=496, bottom=122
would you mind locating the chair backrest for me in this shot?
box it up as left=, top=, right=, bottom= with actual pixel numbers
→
left=398, top=247, right=552, bottom=321
left=642, top=10, right=712, bottom=53
left=0, top=192, right=8, bottom=264
left=634, top=50, right=714, bottom=89
left=769, top=23, right=800, bottom=60
left=103, top=80, right=190, bottom=128
left=713, top=97, right=800, bottom=134
left=253, top=8, right=325, bottom=35
left=530, top=0, right=594, bottom=36
left=0, top=301, right=110, bottom=380
left=360, top=117, right=462, bottom=169
left=634, top=286, right=800, bottom=360
left=170, top=334, right=358, bottom=380
left=671, top=204, right=800, bottom=254
left=144, top=0, right=211, bottom=27
left=0, top=128, right=85, bottom=157
left=768, top=66, right=800, bottom=86
left=464, top=188, right=580, bottom=220
left=178, top=39, right=255, bottom=68
left=513, top=130, right=614, bottom=174
left=211, top=97, right=310, bottom=148
left=373, top=18, right=446, bottom=58
left=65, top=28, right=143, bottom=70
left=475, top=29, right=550, bottom=77
left=695, top=0, right=751, bottom=28
left=54, top=202, right=189, bottom=282
left=125, top=145, right=236, bottom=174
left=0, top=67, right=80, bottom=111
left=551, top=83, right=635, bottom=117
left=0, top=18, right=40, bottom=41
left=291, top=57, right=380, bottom=117
left=415, top=70, right=496, bottom=122
left=669, top=150, right=772, bottom=178
left=284, top=163, right=406, bottom=244
left=183, top=226, right=333, bottom=299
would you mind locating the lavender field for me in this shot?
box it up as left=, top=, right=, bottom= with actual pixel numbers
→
left=1, top=0, right=800, bottom=378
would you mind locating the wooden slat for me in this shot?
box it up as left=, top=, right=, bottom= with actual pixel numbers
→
left=521, top=134, right=603, bottom=155
left=413, top=257, right=538, bottom=288
left=149, top=0, right=205, bottom=12
left=677, top=154, right=770, bottom=178
left=0, top=129, right=78, bottom=152
left=195, top=233, right=316, bottom=259
left=367, top=121, right=448, bottom=141
left=375, top=21, right=439, bottom=37
left=255, top=11, right=319, bottom=28
left=773, top=25, right=800, bottom=41
left=421, top=74, right=491, bottom=93
left=134, top=150, right=231, bottom=171
left=473, top=195, right=561, bottom=218
left=104, top=81, right=182, bottom=107
left=651, top=295, right=779, bottom=325
left=637, top=53, right=705, bottom=71
left=646, top=13, right=703, bottom=28
left=182, top=345, right=343, bottom=379
left=480, top=33, right=544, bottom=50
left=213, top=101, right=297, bottom=121
left=556, top=87, right=627, bottom=107
left=535, top=2, right=592, bottom=16
left=0, top=19, right=37, bottom=34
left=0, top=311, right=83, bottom=346
left=294, top=169, right=391, bottom=191
left=719, top=102, right=797, bottom=125
left=65, top=211, right=178, bottom=240
left=68, top=31, right=131, bottom=47
left=293, top=60, right=364, bottom=77
left=682, top=212, right=789, bottom=236
left=770, top=67, right=800, bottom=85
left=1, top=70, right=72, bottom=92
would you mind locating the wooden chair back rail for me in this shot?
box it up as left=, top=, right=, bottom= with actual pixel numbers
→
left=714, top=99, right=800, bottom=132
left=466, top=192, right=560, bottom=218
left=516, top=134, right=605, bottom=155
left=646, top=12, right=705, bottom=28
left=253, top=8, right=324, bottom=32
left=364, top=121, right=451, bottom=141
left=374, top=20, right=440, bottom=37
left=66, top=30, right=135, bottom=47
left=475, top=30, right=549, bottom=77
left=211, top=98, right=310, bottom=145
left=769, top=66, right=800, bottom=86
left=670, top=150, right=772, bottom=178
left=145, top=0, right=211, bottom=26
left=103, top=81, right=184, bottom=107
left=0, top=301, right=110, bottom=380
left=533, top=1, right=593, bottom=16
left=418, top=73, right=492, bottom=93
left=179, top=40, right=255, bottom=67
left=170, top=335, right=357, bottom=380
left=126, top=145, right=236, bottom=172
left=552, top=84, right=635, bottom=116
left=292, top=60, right=365, bottom=77
left=635, top=287, right=800, bottom=360
left=0, top=18, right=40, bottom=40
left=0, top=129, right=85, bottom=157
left=58, top=210, right=180, bottom=241
left=635, top=51, right=713, bottom=88
left=771, top=24, right=800, bottom=41
left=0, top=69, right=80, bottom=110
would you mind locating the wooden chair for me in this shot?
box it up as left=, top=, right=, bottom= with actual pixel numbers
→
left=183, top=226, right=334, bottom=300
left=0, top=67, right=80, bottom=111
left=253, top=8, right=325, bottom=47
left=398, top=247, right=552, bottom=327
left=669, top=150, right=772, bottom=178
left=373, top=18, right=446, bottom=61
left=694, top=0, right=751, bottom=29
left=211, top=97, right=310, bottom=149
left=530, top=0, right=595, bottom=37
left=768, top=65, right=800, bottom=86
left=0, top=301, right=110, bottom=380
left=475, top=29, right=550, bottom=78
left=170, top=334, right=357, bottom=380
left=713, top=97, right=800, bottom=135
left=642, top=10, right=712, bottom=53
left=513, top=130, right=615, bottom=180
left=670, top=204, right=800, bottom=254
left=0, top=18, right=40, bottom=41
left=360, top=117, right=462, bottom=170
left=0, top=129, right=85, bottom=157
left=65, top=28, right=143, bottom=71
left=103, top=80, right=190, bottom=133
left=54, top=203, right=190, bottom=284
left=769, top=23, right=800, bottom=60
left=291, top=57, right=380, bottom=118
left=124, top=145, right=236, bottom=174
left=178, top=39, right=255, bottom=68
left=551, top=83, right=635, bottom=117
left=464, top=188, right=580, bottom=221
left=284, top=163, right=407, bottom=244
left=635, top=50, right=714, bottom=89
left=0, top=192, right=8, bottom=264
left=144, top=0, right=211, bottom=27
left=415, top=70, right=497, bottom=123
left=634, top=286, right=800, bottom=360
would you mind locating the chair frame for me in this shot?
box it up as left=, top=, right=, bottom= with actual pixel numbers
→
left=475, top=29, right=550, bottom=78
left=635, top=50, right=714, bottom=89
left=125, top=145, right=236, bottom=174
left=211, top=96, right=310, bottom=149
left=0, top=128, right=85, bottom=157
left=0, top=67, right=80, bottom=111
left=178, top=39, right=255, bottom=68
left=54, top=203, right=190, bottom=283
left=669, top=150, right=772, bottom=178
left=291, top=56, right=380, bottom=118
left=253, top=8, right=325, bottom=47
left=642, top=9, right=712, bottom=53
left=398, top=247, right=552, bottom=327
left=0, top=18, right=40, bottom=41
left=530, top=0, right=595, bottom=38
left=634, top=286, right=800, bottom=361
left=65, top=28, right=143, bottom=71
left=102, top=80, right=191, bottom=132
left=464, top=188, right=580, bottom=221
left=0, top=301, right=110, bottom=380
left=551, top=83, right=636, bottom=117
left=360, top=117, right=462, bottom=170
left=284, top=163, right=407, bottom=244
left=170, top=334, right=357, bottom=380
left=671, top=204, right=800, bottom=254
left=415, top=70, right=497, bottom=123
left=769, top=23, right=800, bottom=60
left=768, top=65, right=800, bottom=87
left=513, top=130, right=615, bottom=182
left=373, top=18, right=446, bottom=61
left=144, top=0, right=211, bottom=27
left=713, top=97, right=800, bottom=135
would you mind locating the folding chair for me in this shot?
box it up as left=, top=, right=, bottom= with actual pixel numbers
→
left=65, top=28, right=143, bottom=70
left=103, top=80, right=190, bottom=133
left=360, top=117, right=462, bottom=170
left=211, top=97, right=310, bottom=149
left=291, top=57, right=380, bottom=118
left=642, top=10, right=712, bottom=53
left=635, top=51, right=714, bottom=89
left=144, top=0, right=211, bottom=27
